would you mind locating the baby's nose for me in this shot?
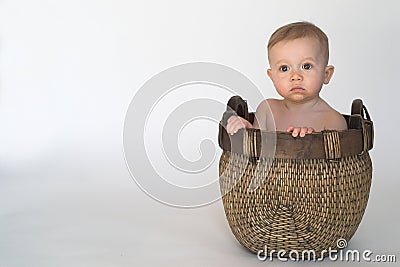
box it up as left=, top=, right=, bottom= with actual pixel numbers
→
left=290, top=70, right=303, bottom=81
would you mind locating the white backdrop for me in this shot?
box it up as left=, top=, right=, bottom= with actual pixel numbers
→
left=1, top=0, right=399, bottom=266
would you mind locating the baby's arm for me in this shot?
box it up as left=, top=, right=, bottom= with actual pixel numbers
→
left=226, top=100, right=269, bottom=135
left=226, top=116, right=253, bottom=135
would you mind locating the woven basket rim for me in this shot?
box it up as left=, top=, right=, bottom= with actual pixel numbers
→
left=219, top=120, right=372, bottom=160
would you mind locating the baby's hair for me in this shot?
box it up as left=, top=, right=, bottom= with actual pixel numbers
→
left=267, top=21, right=330, bottom=65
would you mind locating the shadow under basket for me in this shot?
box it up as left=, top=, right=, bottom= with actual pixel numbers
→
left=218, top=96, right=374, bottom=258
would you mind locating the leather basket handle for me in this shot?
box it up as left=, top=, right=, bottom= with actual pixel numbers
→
left=227, top=96, right=249, bottom=121
left=350, top=99, right=374, bottom=152
left=351, top=99, right=371, bottom=121
left=220, top=96, right=250, bottom=127
left=219, top=96, right=250, bottom=150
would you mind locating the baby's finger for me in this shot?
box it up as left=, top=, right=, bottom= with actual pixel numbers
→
left=238, top=118, right=246, bottom=129
left=232, top=120, right=246, bottom=133
left=229, top=122, right=239, bottom=135
left=226, top=117, right=236, bottom=134
left=300, top=127, right=308, bottom=137
left=227, top=118, right=241, bottom=135
left=286, top=126, right=295, bottom=132
left=291, top=127, right=300, bottom=137
left=227, top=115, right=236, bottom=125
left=227, top=116, right=240, bottom=133
left=307, top=127, right=314, bottom=134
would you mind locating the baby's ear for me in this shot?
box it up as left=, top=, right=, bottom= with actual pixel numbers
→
left=323, top=65, right=335, bottom=84
left=267, top=69, right=272, bottom=79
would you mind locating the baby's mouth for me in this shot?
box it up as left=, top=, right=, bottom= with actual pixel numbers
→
left=290, top=87, right=305, bottom=92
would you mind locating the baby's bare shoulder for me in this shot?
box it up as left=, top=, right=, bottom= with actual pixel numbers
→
left=265, top=98, right=281, bottom=105
left=256, top=98, right=275, bottom=109
left=323, top=108, right=348, bottom=130
left=255, top=98, right=284, bottom=114
left=260, top=98, right=282, bottom=110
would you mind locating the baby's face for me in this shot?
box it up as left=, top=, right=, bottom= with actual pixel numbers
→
left=267, top=37, right=333, bottom=103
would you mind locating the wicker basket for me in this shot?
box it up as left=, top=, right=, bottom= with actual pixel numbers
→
left=218, top=96, right=374, bottom=258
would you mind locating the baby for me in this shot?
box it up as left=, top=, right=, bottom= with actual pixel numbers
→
left=227, top=21, right=348, bottom=137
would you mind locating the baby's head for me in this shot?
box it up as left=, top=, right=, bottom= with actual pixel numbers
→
left=266, top=22, right=335, bottom=102
left=267, top=21, right=330, bottom=66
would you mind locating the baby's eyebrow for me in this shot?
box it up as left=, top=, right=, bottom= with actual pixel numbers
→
left=301, top=57, right=317, bottom=62
left=274, top=57, right=317, bottom=65
left=274, top=59, right=288, bottom=66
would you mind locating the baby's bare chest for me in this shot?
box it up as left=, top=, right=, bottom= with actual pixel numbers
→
left=271, top=109, right=328, bottom=132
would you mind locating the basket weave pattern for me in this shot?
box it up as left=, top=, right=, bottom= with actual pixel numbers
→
left=219, top=151, right=372, bottom=256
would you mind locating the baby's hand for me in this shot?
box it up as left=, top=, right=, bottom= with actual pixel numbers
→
left=286, top=126, right=315, bottom=137
left=226, top=116, right=252, bottom=135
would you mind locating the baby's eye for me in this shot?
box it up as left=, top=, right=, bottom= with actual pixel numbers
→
left=302, top=63, right=312, bottom=70
left=279, top=65, right=290, bottom=72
